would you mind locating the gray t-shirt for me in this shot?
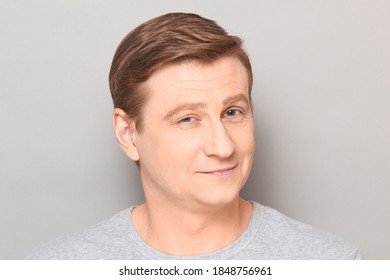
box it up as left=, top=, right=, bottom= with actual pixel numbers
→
left=26, top=202, right=361, bottom=259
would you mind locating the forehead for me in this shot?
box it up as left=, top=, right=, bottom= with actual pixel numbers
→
left=145, top=56, right=250, bottom=102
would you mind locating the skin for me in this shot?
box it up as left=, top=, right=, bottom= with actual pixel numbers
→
left=113, top=56, right=255, bottom=256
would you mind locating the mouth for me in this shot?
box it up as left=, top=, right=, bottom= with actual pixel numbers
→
left=200, top=165, right=238, bottom=177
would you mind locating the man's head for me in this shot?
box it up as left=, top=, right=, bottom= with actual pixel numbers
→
left=109, top=12, right=253, bottom=131
left=110, top=13, right=255, bottom=209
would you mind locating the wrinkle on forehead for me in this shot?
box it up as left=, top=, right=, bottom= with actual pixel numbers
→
left=147, top=57, right=249, bottom=95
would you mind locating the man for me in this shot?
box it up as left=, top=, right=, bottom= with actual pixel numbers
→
left=27, top=12, right=361, bottom=259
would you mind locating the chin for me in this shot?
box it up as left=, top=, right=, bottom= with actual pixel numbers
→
left=195, top=186, right=242, bottom=207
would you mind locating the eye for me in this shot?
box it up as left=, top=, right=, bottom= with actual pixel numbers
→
left=176, top=114, right=201, bottom=127
left=180, top=117, right=193, bottom=122
left=179, top=116, right=194, bottom=123
left=224, top=109, right=241, bottom=117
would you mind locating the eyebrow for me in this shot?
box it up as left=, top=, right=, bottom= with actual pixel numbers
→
left=223, top=93, right=250, bottom=106
left=163, top=102, right=207, bottom=120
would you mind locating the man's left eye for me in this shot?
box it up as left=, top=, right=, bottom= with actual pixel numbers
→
left=225, top=109, right=240, bottom=117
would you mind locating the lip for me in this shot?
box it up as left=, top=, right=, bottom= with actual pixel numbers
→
left=200, top=165, right=237, bottom=177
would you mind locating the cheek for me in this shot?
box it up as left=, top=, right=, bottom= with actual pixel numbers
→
left=240, top=137, right=255, bottom=170
left=142, top=131, right=198, bottom=169
left=230, top=123, right=255, bottom=152
left=166, top=137, right=200, bottom=166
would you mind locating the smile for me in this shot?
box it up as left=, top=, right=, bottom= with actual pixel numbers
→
left=200, top=165, right=237, bottom=177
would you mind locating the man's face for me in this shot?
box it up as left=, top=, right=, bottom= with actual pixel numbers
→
left=134, top=56, right=255, bottom=210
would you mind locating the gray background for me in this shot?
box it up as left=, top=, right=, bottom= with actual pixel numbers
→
left=1, top=0, right=389, bottom=259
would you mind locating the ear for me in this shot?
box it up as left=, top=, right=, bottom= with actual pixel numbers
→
left=112, top=108, right=140, bottom=161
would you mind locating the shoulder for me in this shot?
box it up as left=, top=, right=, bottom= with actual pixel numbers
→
left=249, top=203, right=361, bottom=259
left=25, top=208, right=132, bottom=260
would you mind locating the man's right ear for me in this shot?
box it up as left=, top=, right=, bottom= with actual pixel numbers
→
left=112, top=108, right=140, bottom=161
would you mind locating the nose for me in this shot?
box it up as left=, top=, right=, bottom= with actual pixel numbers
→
left=203, top=120, right=235, bottom=159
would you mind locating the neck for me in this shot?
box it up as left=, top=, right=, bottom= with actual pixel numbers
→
left=132, top=198, right=253, bottom=256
